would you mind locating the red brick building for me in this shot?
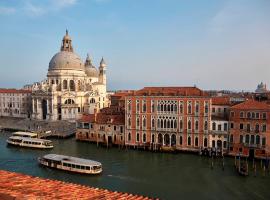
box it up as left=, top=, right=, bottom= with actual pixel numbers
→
left=229, top=99, right=270, bottom=158
left=125, top=87, right=212, bottom=151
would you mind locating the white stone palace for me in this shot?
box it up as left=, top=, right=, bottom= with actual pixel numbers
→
left=31, top=30, right=109, bottom=121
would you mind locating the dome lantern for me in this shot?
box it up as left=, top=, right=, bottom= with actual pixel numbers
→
left=61, top=29, right=73, bottom=52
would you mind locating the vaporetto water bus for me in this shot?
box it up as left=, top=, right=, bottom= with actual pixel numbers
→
left=38, top=154, right=102, bottom=174
left=6, top=136, right=53, bottom=149
left=12, top=131, right=38, bottom=138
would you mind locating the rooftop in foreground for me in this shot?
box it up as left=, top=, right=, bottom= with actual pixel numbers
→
left=0, top=170, right=157, bottom=200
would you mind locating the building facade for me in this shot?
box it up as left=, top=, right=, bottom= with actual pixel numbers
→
left=229, top=99, right=270, bottom=159
left=31, top=30, right=109, bottom=121
left=125, top=87, right=212, bottom=151
left=0, top=89, right=32, bottom=118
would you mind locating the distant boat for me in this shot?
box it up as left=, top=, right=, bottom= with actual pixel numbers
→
left=6, top=136, right=53, bottom=149
left=38, top=154, right=102, bottom=175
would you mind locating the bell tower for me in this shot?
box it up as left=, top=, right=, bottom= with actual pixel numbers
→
left=61, top=30, right=73, bottom=52
left=99, top=57, right=107, bottom=85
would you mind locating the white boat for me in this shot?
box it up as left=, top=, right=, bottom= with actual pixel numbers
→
left=38, top=154, right=102, bottom=174
left=12, top=131, right=38, bottom=138
left=6, top=136, right=53, bottom=149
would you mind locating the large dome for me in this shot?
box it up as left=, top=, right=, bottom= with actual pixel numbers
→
left=48, top=51, right=84, bottom=71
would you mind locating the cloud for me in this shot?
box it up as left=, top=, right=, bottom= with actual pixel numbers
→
left=0, top=6, right=16, bottom=15
left=51, top=0, right=77, bottom=9
left=23, top=2, right=46, bottom=16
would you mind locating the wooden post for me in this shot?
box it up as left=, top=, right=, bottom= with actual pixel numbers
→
left=222, top=156, right=225, bottom=171
left=254, top=164, right=257, bottom=177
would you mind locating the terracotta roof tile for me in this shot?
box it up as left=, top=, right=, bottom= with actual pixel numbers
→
left=231, top=99, right=270, bottom=110
left=133, top=87, right=207, bottom=97
left=0, top=89, right=31, bottom=94
left=0, top=170, right=157, bottom=200
left=211, top=96, right=231, bottom=105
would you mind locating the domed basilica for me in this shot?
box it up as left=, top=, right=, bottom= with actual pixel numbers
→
left=31, top=30, right=109, bottom=121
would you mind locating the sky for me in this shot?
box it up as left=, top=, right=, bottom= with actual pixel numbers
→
left=0, top=0, right=269, bottom=91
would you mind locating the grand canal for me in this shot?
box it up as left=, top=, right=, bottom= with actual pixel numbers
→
left=0, top=131, right=269, bottom=200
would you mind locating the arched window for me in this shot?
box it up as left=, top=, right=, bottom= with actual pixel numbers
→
left=195, top=103, right=199, bottom=113
left=77, top=80, right=81, bottom=91
left=136, top=118, right=140, bottom=127
left=136, top=133, right=140, bottom=142
left=212, top=140, right=215, bottom=148
left=171, top=120, right=174, bottom=129
left=90, top=98, right=95, bottom=104
left=188, top=104, right=192, bottom=114
left=174, top=104, right=177, bottom=113
left=204, top=138, right=208, bottom=147
left=188, top=120, right=192, bottom=130
left=245, top=135, right=250, bottom=144
left=161, top=119, right=163, bottom=128
left=251, top=135, right=255, bottom=144
left=195, top=137, right=198, bottom=147
left=128, top=118, right=131, bottom=126
left=255, top=124, right=260, bottom=132
left=152, top=119, right=155, bottom=128
left=167, top=120, right=170, bottom=129
left=157, top=119, right=160, bottom=128
left=180, top=119, right=183, bottom=130
left=256, top=135, right=260, bottom=145
left=212, top=122, right=216, bottom=131
left=180, top=104, right=183, bottom=114
left=143, top=133, right=146, bottom=143
left=174, top=120, right=177, bottom=129
left=128, top=133, right=131, bottom=141
left=204, top=121, right=208, bottom=131
left=164, top=119, right=167, bottom=128
left=188, top=136, right=191, bottom=146
left=64, top=99, right=75, bottom=104
left=143, top=118, right=146, bottom=128
left=70, top=80, right=75, bottom=91
left=158, top=134, right=163, bottom=144
left=171, top=134, right=176, bottom=146
left=223, top=141, right=227, bottom=149
left=180, top=136, right=182, bottom=145
left=195, top=121, right=199, bottom=130
left=63, top=80, right=68, bottom=89
left=151, top=134, right=155, bottom=143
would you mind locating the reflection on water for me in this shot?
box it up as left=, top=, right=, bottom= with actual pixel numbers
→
left=0, top=131, right=270, bottom=200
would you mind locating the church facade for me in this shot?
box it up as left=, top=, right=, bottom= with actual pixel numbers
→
left=31, top=31, right=109, bottom=121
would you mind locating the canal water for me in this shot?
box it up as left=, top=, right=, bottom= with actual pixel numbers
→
left=0, top=131, right=270, bottom=200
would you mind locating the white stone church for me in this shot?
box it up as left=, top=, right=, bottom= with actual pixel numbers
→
left=31, top=30, right=109, bottom=121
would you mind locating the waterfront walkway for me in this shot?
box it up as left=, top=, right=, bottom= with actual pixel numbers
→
left=0, top=117, right=75, bottom=138
left=0, top=170, right=155, bottom=200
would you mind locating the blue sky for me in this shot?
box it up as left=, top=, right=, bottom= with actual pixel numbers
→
left=0, top=0, right=269, bottom=91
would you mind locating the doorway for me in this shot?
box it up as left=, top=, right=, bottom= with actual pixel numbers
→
left=42, top=99, right=47, bottom=120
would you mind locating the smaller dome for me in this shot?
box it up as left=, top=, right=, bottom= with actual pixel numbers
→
left=85, top=66, right=99, bottom=77
left=85, top=54, right=98, bottom=77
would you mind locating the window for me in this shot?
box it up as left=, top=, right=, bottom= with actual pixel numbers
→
left=255, top=124, right=260, bottom=133
left=212, top=122, right=216, bottom=131
left=180, top=102, right=183, bottom=114
left=262, top=137, right=266, bottom=146
left=152, top=118, right=155, bottom=128
left=188, top=120, right=192, bottom=130
left=247, top=124, right=251, bottom=132
left=262, top=124, right=267, bottom=132
left=180, top=119, right=183, bottom=130
left=136, top=117, right=140, bottom=128
left=136, top=133, right=140, bottom=142
left=204, top=121, right=208, bottom=131
left=240, top=112, right=244, bottom=118
left=230, top=123, right=234, bottom=129
left=70, top=80, right=75, bottom=91
left=89, top=98, right=95, bottom=104
left=180, top=136, right=183, bottom=145
left=212, top=107, right=215, bottom=113
left=247, top=112, right=251, bottom=119
left=240, top=123, right=244, bottom=130
left=151, top=134, right=155, bottom=143
left=262, top=113, right=267, bottom=119
left=240, top=135, right=243, bottom=143
left=142, top=100, right=146, bottom=112
left=136, top=100, right=140, bottom=113
left=204, top=138, right=208, bottom=147
left=256, top=135, right=260, bottom=145
left=143, top=133, right=146, bottom=143
left=218, top=124, right=222, bottom=131
left=230, top=135, right=233, bottom=143
left=245, top=135, right=250, bottom=144
left=151, top=101, right=155, bottom=113
left=188, top=102, right=192, bottom=114
left=256, top=112, right=260, bottom=119
left=128, top=133, right=131, bottom=141
left=230, top=111, right=235, bottom=117
left=195, top=121, right=199, bottom=131
left=224, top=123, right=228, bottom=131
left=188, top=136, right=191, bottom=146
left=143, top=117, right=146, bottom=128
left=195, top=137, right=198, bottom=147
left=63, top=80, right=67, bottom=89
left=204, top=103, right=208, bottom=114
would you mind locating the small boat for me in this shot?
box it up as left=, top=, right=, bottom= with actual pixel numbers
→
left=12, top=131, right=38, bottom=138
left=38, top=154, right=102, bottom=174
left=6, top=136, right=53, bottom=149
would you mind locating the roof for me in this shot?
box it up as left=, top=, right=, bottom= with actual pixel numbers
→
left=132, top=87, right=208, bottom=97
left=43, top=154, right=101, bottom=166
left=212, top=96, right=231, bottom=106
left=13, top=131, right=38, bottom=137
left=78, top=113, right=125, bottom=125
left=0, top=89, right=31, bottom=94
left=0, top=170, right=156, bottom=199
left=9, top=136, right=52, bottom=143
left=231, top=99, right=270, bottom=110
